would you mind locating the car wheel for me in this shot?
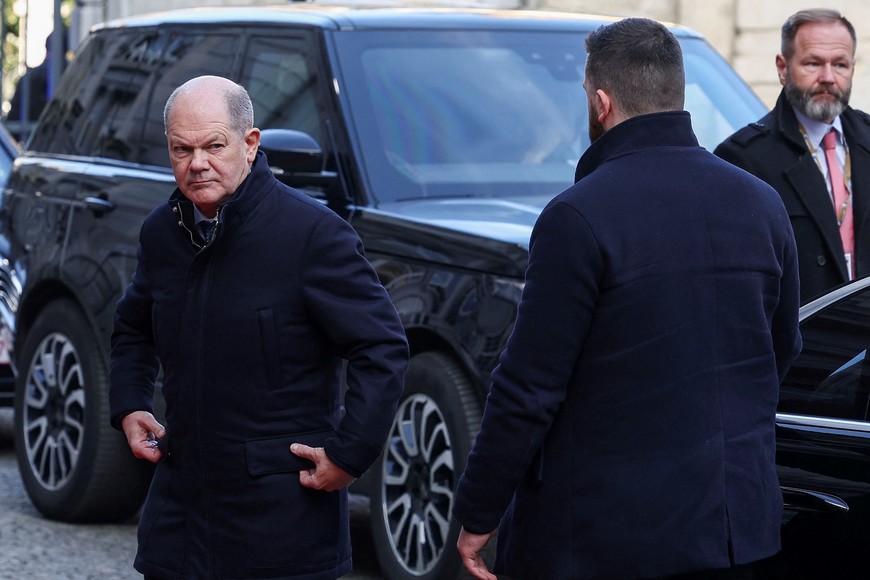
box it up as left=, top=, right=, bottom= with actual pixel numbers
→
left=370, top=351, right=483, bottom=579
left=13, top=299, right=153, bottom=522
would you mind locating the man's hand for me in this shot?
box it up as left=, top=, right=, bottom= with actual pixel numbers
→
left=120, top=411, right=165, bottom=464
left=290, top=443, right=355, bottom=492
left=457, top=527, right=498, bottom=580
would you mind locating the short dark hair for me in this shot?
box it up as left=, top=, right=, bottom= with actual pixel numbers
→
left=781, top=9, right=856, bottom=60
left=584, top=18, right=685, bottom=118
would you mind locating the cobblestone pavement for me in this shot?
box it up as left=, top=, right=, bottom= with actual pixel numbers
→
left=0, top=409, right=140, bottom=579
left=0, top=409, right=383, bottom=580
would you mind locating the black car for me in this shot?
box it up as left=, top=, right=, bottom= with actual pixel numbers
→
left=0, top=6, right=776, bottom=579
left=765, top=277, right=870, bottom=579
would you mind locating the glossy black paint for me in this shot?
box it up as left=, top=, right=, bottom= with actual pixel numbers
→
left=764, top=278, right=870, bottom=578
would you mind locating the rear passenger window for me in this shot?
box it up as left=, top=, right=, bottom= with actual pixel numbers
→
left=58, top=30, right=162, bottom=161
left=29, top=30, right=152, bottom=157
left=32, top=28, right=240, bottom=167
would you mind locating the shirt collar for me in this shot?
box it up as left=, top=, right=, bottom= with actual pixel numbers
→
left=793, top=107, right=844, bottom=148
left=193, top=204, right=214, bottom=225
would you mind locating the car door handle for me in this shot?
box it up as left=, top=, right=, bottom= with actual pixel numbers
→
left=82, top=196, right=116, bottom=215
left=781, top=485, right=849, bottom=513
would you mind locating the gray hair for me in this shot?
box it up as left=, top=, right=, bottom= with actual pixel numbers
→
left=781, top=9, right=856, bottom=60
left=585, top=18, right=685, bottom=118
left=163, top=76, right=254, bottom=137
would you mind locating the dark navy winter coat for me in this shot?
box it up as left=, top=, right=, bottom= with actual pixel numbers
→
left=453, top=112, right=802, bottom=579
left=109, top=152, right=408, bottom=579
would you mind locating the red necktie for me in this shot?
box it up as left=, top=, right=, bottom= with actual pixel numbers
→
left=822, top=129, right=854, bottom=279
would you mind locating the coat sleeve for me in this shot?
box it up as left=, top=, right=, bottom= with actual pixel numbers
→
left=452, top=200, right=603, bottom=534
left=108, top=236, right=160, bottom=430
left=772, top=208, right=803, bottom=383
left=300, top=212, right=409, bottom=478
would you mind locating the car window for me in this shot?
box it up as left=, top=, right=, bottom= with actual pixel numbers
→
left=63, top=30, right=163, bottom=161
left=334, top=30, right=765, bottom=206
left=779, top=286, right=870, bottom=421
left=337, top=31, right=584, bottom=204
left=29, top=30, right=143, bottom=156
left=240, top=34, right=324, bottom=144
left=33, top=29, right=242, bottom=168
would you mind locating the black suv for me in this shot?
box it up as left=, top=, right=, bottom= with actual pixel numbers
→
left=0, top=6, right=766, bottom=579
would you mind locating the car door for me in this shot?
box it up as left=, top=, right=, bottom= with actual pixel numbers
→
left=773, top=278, right=870, bottom=578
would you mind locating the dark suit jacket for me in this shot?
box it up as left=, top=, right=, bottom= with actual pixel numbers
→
left=453, top=112, right=802, bottom=579
left=109, top=152, right=409, bottom=579
left=715, top=90, right=870, bottom=303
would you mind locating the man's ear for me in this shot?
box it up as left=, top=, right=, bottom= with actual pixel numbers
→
left=246, top=127, right=261, bottom=164
left=775, top=54, right=788, bottom=87
left=595, top=89, right=614, bottom=124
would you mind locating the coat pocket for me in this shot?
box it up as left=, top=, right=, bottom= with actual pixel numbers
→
left=244, top=429, right=333, bottom=477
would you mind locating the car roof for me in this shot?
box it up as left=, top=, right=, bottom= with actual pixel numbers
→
left=94, top=3, right=701, bottom=39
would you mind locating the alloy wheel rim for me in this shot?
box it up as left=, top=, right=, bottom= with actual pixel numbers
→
left=22, top=333, right=85, bottom=490
left=381, top=393, right=455, bottom=576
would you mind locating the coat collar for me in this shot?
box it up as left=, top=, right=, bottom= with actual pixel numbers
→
left=574, top=111, right=699, bottom=183
left=169, top=151, right=276, bottom=247
left=170, top=151, right=274, bottom=222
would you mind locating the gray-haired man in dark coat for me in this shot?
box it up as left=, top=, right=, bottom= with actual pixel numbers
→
left=109, top=75, right=409, bottom=579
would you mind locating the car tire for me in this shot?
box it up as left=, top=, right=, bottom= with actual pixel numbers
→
left=370, top=351, right=483, bottom=580
left=13, top=299, right=153, bottom=522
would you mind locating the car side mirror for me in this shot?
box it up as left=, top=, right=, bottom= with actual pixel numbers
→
left=258, top=129, right=341, bottom=199
left=259, top=128, right=323, bottom=174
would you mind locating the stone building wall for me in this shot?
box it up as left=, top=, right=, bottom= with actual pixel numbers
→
left=538, top=0, right=870, bottom=113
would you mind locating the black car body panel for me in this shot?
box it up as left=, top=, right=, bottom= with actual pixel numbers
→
left=767, top=277, right=870, bottom=578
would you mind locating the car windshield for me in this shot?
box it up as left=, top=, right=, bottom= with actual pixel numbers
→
left=334, top=29, right=766, bottom=205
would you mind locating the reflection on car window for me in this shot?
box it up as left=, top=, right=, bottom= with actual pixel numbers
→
left=241, top=35, right=323, bottom=144
left=780, top=288, right=870, bottom=421
left=335, top=31, right=765, bottom=205
left=363, top=46, right=582, bottom=167
left=29, top=30, right=151, bottom=157
left=337, top=31, right=586, bottom=203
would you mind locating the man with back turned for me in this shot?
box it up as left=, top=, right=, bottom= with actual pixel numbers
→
left=453, top=18, right=801, bottom=580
